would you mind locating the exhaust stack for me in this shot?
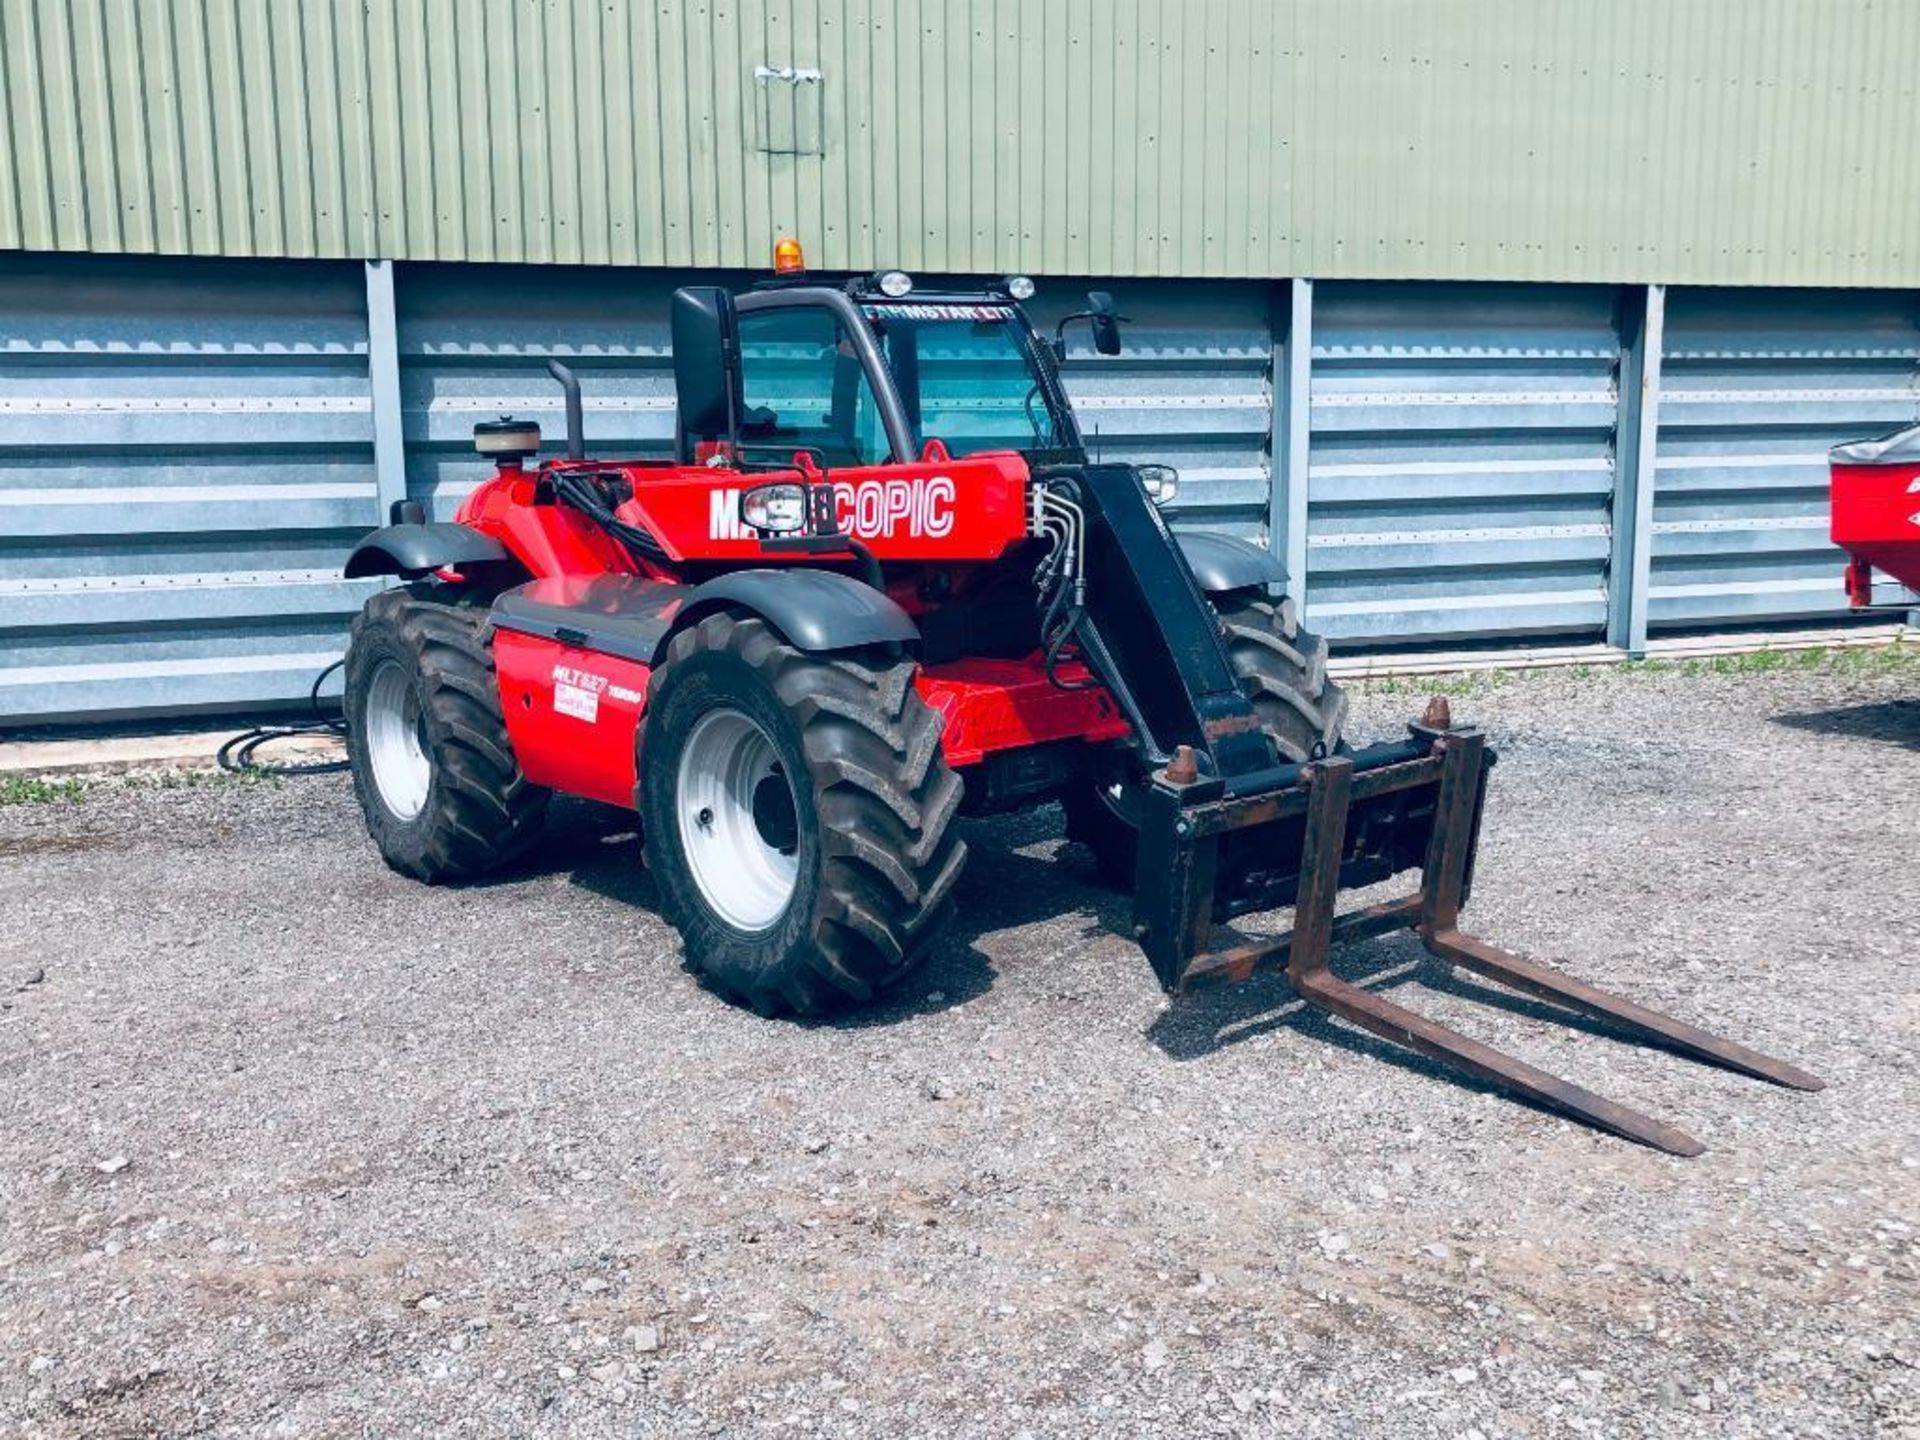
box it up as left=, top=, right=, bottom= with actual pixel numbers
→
left=546, top=358, right=585, bottom=460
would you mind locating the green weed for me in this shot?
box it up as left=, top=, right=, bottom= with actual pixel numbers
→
left=1354, top=639, right=1913, bottom=694
left=0, top=774, right=86, bottom=805
left=120, top=767, right=280, bottom=792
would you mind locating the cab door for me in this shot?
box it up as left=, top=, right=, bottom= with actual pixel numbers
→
left=730, top=291, right=915, bottom=469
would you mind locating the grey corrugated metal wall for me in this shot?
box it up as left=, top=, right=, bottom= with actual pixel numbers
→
left=385, top=264, right=1274, bottom=529
left=398, top=266, right=693, bottom=521
left=2, top=252, right=1914, bottom=728
left=393, top=272, right=1273, bottom=534
left=1305, top=283, right=1622, bottom=643
left=1651, top=289, right=1920, bottom=627
left=0, top=253, right=376, bottom=723
left=1026, top=283, right=1273, bottom=539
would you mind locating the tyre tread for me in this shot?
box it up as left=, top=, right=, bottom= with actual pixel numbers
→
left=646, top=615, right=966, bottom=1016
left=345, top=585, right=548, bottom=882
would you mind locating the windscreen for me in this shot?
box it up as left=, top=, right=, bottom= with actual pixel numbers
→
left=860, top=302, right=1072, bottom=457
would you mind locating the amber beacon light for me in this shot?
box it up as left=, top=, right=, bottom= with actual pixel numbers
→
left=772, top=237, right=806, bottom=274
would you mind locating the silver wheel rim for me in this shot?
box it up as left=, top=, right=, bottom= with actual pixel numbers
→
left=365, top=658, right=432, bottom=821
left=676, top=708, right=800, bottom=931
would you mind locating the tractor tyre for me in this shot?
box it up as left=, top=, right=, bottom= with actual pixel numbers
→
left=1064, top=592, right=1348, bottom=889
left=344, top=585, right=549, bottom=882
left=639, top=612, right=967, bottom=1017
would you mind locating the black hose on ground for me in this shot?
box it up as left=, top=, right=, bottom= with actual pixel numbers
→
left=216, top=659, right=351, bottom=776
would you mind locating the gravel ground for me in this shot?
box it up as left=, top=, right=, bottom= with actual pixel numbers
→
left=2, top=652, right=1916, bottom=1439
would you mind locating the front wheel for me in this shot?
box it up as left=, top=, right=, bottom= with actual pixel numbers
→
left=639, top=613, right=967, bottom=1016
left=344, top=585, right=549, bottom=881
left=1063, top=591, right=1348, bottom=888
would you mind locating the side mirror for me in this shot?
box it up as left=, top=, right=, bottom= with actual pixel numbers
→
left=671, top=286, right=741, bottom=460
left=1053, top=291, right=1129, bottom=361
left=1088, top=291, right=1123, bottom=356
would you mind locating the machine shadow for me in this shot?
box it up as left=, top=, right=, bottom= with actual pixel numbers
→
left=1142, top=927, right=1664, bottom=1093
left=537, top=803, right=1111, bottom=1021
left=500, top=801, right=1673, bottom=1106
left=495, top=797, right=660, bottom=904
left=1772, top=697, right=1920, bottom=751
left=813, top=816, right=1132, bottom=1028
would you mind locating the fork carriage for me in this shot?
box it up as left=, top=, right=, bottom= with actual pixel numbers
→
left=1134, top=705, right=1824, bottom=1157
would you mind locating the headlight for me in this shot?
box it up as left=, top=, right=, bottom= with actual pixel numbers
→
left=877, top=270, right=914, bottom=298
left=1005, top=275, right=1036, bottom=300
left=740, top=482, right=808, bottom=535
left=1137, top=464, right=1179, bottom=506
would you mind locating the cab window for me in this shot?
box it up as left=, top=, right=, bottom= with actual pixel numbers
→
left=735, top=307, right=891, bottom=467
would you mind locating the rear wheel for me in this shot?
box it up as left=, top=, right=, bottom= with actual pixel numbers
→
left=345, top=585, right=549, bottom=881
left=1212, top=592, right=1349, bottom=761
left=640, top=613, right=967, bottom=1016
left=1063, top=591, right=1347, bottom=888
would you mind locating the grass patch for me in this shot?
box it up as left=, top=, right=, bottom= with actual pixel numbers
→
left=0, top=774, right=86, bottom=805
left=1630, top=645, right=1919, bottom=680
left=119, top=767, right=281, bottom=792
left=1825, top=642, right=1920, bottom=675
left=1357, top=640, right=1915, bottom=695
left=0, top=767, right=286, bottom=806
left=1362, top=669, right=1518, bottom=698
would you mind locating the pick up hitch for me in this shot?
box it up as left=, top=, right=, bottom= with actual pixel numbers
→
left=1132, top=704, right=1824, bottom=1156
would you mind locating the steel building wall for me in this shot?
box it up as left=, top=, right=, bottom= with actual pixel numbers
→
left=0, top=252, right=376, bottom=723
left=3, top=250, right=1915, bottom=729
left=396, top=266, right=698, bottom=521
left=1651, top=290, right=1920, bottom=628
left=1024, top=282, right=1273, bottom=538
left=0, top=260, right=1277, bottom=726
left=1304, top=283, right=1621, bottom=643
left=2, top=0, right=1916, bottom=289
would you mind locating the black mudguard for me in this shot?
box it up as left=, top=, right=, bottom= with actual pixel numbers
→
left=1177, top=531, right=1289, bottom=595
left=344, top=522, right=512, bottom=579
left=489, top=575, right=689, bottom=664
left=676, top=569, right=919, bottom=655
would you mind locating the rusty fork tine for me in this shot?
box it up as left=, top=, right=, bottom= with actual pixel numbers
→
left=1422, top=928, right=1826, bottom=1093
left=1155, top=718, right=1824, bottom=1156
left=1289, top=965, right=1707, bottom=1157
left=1280, top=755, right=1705, bottom=1158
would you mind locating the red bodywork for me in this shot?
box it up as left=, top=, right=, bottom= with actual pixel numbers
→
left=458, top=448, right=1119, bottom=809
left=1831, top=451, right=1920, bottom=605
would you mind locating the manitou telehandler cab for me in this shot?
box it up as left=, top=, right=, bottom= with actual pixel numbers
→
left=340, top=245, right=1820, bottom=1154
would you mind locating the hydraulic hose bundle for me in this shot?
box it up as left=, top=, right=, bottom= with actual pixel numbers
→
left=546, top=467, right=673, bottom=568
left=1030, top=477, right=1095, bottom=690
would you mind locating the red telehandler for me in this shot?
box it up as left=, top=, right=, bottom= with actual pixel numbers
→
left=340, top=251, right=1821, bottom=1154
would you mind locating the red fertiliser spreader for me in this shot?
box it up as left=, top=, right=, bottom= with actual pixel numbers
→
left=1831, top=423, right=1920, bottom=609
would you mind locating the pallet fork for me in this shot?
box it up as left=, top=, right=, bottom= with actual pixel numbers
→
left=1133, top=701, right=1824, bottom=1156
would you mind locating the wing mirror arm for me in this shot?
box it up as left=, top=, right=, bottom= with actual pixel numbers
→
left=1051, top=312, right=1090, bottom=362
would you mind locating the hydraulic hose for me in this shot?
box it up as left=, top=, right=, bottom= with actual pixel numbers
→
left=216, top=659, right=350, bottom=776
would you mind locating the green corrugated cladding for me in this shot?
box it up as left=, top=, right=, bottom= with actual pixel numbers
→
left=1, top=0, right=1915, bottom=286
